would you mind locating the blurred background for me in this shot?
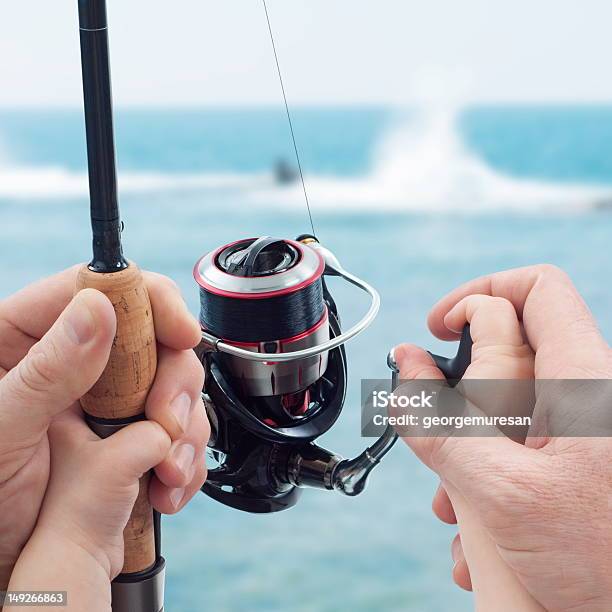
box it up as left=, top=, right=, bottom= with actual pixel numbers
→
left=2, top=1, right=612, bottom=610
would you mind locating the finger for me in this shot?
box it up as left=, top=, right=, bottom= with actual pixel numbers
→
left=453, top=559, right=472, bottom=591
left=393, top=343, right=446, bottom=382
left=98, top=420, right=172, bottom=484
left=145, top=346, right=205, bottom=441
left=0, top=267, right=201, bottom=371
left=445, top=295, right=524, bottom=348
left=433, top=483, right=456, bottom=524
left=427, top=265, right=608, bottom=376
left=450, top=534, right=472, bottom=591
left=444, top=295, right=535, bottom=380
left=150, top=454, right=207, bottom=515
left=144, top=272, right=201, bottom=350
left=393, top=339, right=543, bottom=517
left=428, top=265, right=591, bottom=340
left=0, top=267, right=80, bottom=369
left=392, top=343, right=449, bottom=468
left=451, top=532, right=462, bottom=564
left=453, top=558, right=473, bottom=591
left=47, top=404, right=98, bottom=450
left=153, top=403, right=209, bottom=489
left=0, top=289, right=116, bottom=445
left=146, top=344, right=209, bottom=488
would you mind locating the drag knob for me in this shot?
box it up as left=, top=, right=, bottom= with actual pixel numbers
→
left=221, top=237, right=298, bottom=277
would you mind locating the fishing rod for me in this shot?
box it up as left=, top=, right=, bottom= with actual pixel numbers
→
left=69, top=2, right=534, bottom=609
left=75, top=2, right=164, bottom=611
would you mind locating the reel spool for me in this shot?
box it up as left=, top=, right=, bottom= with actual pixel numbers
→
left=195, top=237, right=330, bottom=401
left=194, top=235, right=393, bottom=513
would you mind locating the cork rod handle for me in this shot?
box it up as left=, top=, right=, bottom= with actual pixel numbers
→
left=76, top=263, right=157, bottom=574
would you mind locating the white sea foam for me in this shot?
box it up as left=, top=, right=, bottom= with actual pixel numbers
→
left=251, top=108, right=610, bottom=213
left=0, top=166, right=270, bottom=200
left=0, top=108, right=609, bottom=212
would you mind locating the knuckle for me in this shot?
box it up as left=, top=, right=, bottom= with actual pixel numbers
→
left=158, top=273, right=181, bottom=294
left=470, top=295, right=513, bottom=314
left=489, top=296, right=513, bottom=309
left=18, top=345, right=61, bottom=394
left=144, top=271, right=182, bottom=298
left=398, top=364, right=438, bottom=382
left=535, top=263, right=570, bottom=282
left=488, top=297, right=518, bottom=318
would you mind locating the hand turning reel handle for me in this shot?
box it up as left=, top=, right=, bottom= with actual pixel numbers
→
left=391, top=325, right=544, bottom=612
left=360, top=325, right=475, bottom=502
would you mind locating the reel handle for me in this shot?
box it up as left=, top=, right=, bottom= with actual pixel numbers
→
left=331, top=326, right=475, bottom=497
left=429, top=324, right=473, bottom=384
left=76, top=264, right=158, bottom=574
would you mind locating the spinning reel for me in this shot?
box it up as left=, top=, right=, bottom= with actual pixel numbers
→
left=193, top=235, right=394, bottom=513
left=193, top=235, right=473, bottom=513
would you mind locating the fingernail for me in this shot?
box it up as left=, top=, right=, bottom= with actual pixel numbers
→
left=173, top=443, right=196, bottom=478
left=451, top=535, right=462, bottom=563
left=169, top=487, right=185, bottom=509
left=392, top=345, right=407, bottom=367
left=170, top=393, right=193, bottom=434
left=63, top=297, right=96, bottom=345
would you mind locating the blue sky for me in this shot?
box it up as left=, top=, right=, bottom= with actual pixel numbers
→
left=1, top=0, right=611, bottom=107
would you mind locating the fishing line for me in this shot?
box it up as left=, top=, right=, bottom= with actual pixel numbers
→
left=199, top=281, right=324, bottom=343
left=262, top=0, right=317, bottom=238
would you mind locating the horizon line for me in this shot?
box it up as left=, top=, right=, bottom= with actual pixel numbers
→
left=2, top=100, right=612, bottom=112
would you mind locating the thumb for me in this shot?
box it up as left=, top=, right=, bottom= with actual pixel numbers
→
left=95, top=421, right=171, bottom=486
left=49, top=412, right=171, bottom=486
left=0, top=289, right=116, bottom=444
left=393, top=343, right=545, bottom=519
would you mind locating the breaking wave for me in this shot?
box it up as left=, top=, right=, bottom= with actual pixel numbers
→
left=1, top=108, right=610, bottom=212
left=251, top=108, right=610, bottom=213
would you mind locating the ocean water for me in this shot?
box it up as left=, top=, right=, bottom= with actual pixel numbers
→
left=1, top=106, right=612, bottom=611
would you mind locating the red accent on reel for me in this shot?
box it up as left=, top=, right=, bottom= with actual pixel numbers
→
left=281, top=388, right=311, bottom=417
left=193, top=239, right=324, bottom=300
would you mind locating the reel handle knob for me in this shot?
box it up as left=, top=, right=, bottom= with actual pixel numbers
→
left=429, top=324, right=472, bottom=385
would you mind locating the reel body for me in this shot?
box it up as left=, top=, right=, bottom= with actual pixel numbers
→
left=194, top=235, right=388, bottom=513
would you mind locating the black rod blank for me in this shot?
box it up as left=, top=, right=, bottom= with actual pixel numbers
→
left=78, top=0, right=127, bottom=273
